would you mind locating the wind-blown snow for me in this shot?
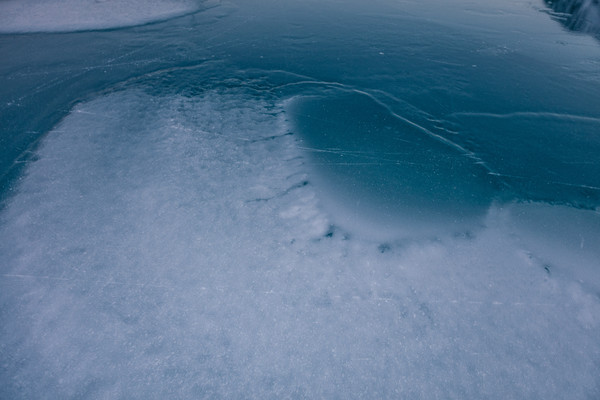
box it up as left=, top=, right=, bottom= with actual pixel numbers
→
left=0, top=89, right=598, bottom=399
left=0, top=0, right=207, bottom=33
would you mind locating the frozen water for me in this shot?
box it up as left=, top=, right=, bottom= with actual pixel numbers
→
left=286, top=92, right=499, bottom=239
left=0, top=87, right=599, bottom=399
left=0, top=0, right=208, bottom=33
left=1, top=0, right=600, bottom=398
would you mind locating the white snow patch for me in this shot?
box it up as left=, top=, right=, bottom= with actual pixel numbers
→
left=0, top=0, right=206, bottom=33
left=0, top=89, right=598, bottom=399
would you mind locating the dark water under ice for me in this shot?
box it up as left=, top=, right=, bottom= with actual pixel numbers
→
left=1, top=0, right=600, bottom=398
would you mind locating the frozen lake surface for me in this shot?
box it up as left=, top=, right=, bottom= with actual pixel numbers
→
left=1, top=0, right=600, bottom=398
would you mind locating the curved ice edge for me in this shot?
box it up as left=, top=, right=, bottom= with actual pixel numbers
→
left=0, top=0, right=219, bottom=34
left=283, top=92, right=504, bottom=240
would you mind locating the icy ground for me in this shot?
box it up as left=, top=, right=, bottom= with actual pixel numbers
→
left=1, top=0, right=600, bottom=397
left=1, top=89, right=599, bottom=398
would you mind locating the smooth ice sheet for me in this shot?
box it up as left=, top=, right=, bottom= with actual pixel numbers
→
left=286, top=92, right=500, bottom=238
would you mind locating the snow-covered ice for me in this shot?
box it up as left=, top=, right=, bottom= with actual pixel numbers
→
left=1, top=0, right=600, bottom=397
left=0, top=0, right=208, bottom=33
left=1, top=88, right=598, bottom=398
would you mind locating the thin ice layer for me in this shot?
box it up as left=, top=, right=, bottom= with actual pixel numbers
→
left=287, top=92, right=500, bottom=238
left=0, top=89, right=599, bottom=399
left=0, top=0, right=205, bottom=33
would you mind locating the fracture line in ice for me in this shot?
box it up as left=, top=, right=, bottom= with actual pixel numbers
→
left=276, top=78, right=498, bottom=175
left=450, top=111, right=600, bottom=124
left=488, top=171, right=600, bottom=191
